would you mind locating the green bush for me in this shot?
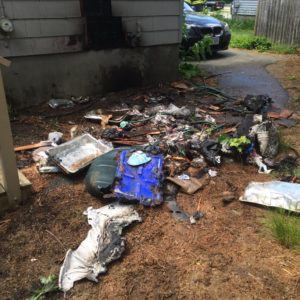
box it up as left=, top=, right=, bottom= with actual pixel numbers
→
left=228, top=18, right=255, bottom=31
left=211, top=12, right=255, bottom=31
left=181, top=36, right=213, bottom=61
left=231, top=35, right=272, bottom=51
left=189, top=36, right=213, bottom=60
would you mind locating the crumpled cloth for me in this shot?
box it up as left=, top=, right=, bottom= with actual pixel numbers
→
left=59, top=203, right=141, bottom=292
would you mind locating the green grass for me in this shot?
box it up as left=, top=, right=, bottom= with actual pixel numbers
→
left=230, top=30, right=272, bottom=51
left=211, top=12, right=300, bottom=54
left=231, top=30, right=300, bottom=54
left=270, top=44, right=300, bottom=55
left=287, top=75, right=297, bottom=80
left=264, top=209, right=300, bottom=250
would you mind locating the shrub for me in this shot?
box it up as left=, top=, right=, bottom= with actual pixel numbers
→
left=181, top=36, right=213, bottom=61
left=231, top=35, right=272, bottom=51
left=211, top=12, right=255, bottom=31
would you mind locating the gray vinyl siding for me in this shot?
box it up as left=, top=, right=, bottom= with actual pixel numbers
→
left=0, top=0, right=83, bottom=57
left=232, top=0, right=258, bottom=16
left=112, top=0, right=182, bottom=46
left=0, top=0, right=182, bottom=57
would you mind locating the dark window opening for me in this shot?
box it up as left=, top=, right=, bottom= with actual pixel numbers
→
left=82, top=0, right=125, bottom=50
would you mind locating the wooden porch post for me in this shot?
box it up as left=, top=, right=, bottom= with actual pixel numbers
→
left=0, top=56, right=21, bottom=207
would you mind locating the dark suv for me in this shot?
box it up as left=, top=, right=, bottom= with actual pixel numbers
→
left=183, top=2, right=231, bottom=51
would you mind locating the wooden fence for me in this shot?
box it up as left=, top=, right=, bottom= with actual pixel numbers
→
left=255, top=0, right=300, bottom=45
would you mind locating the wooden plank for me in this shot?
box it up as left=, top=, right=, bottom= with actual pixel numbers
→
left=14, top=141, right=52, bottom=152
left=0, top=67, right=21, bottom=206
left=0, top=184, right=5, bottom=195
left=0, top=168, right=31, bottom=189
left=0, top=56, right=11, bottom=67
left=17, top=170, right=31, bottom=189
left=0, top=167, right=31, bottom=214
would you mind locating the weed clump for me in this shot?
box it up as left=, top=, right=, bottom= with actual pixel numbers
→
left=179, top=62, right=202, bottom=80
left=265, top=209, right=300, bottom=250
left=211, top=11, right=255, bottom=31
left=231, top=36, right=272, bottom=51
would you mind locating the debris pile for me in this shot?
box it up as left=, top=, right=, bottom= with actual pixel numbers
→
left=14, top=81, right=300, bottom=292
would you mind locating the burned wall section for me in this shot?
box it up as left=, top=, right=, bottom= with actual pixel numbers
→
left=2, top=45, right=179, bottom=109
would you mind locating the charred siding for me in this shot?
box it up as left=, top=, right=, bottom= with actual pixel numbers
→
left=0, top=0, right=182, bottom=57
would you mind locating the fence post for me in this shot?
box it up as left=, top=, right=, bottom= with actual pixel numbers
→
left=255, top=0, right=300, bottom=45
left=0, top=56, right=21, bottom=208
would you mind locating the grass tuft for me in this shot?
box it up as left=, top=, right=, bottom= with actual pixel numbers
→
left=270, top=44, right=300, bottom=55
left=264, top=209, right=300, bottom=250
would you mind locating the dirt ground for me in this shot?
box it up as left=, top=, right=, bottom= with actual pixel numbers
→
left=267, top=56, right=300, bottom=153
left=1, top=53, right=300, bottom=300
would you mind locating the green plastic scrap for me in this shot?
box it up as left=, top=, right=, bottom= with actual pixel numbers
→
left=219, top=135, right=251, bottom=153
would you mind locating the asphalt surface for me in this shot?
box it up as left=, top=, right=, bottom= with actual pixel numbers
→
left=198, top=49, right=289, bottom=108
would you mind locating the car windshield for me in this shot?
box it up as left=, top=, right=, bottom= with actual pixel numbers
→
left=184, top=2, right=194, bottom=12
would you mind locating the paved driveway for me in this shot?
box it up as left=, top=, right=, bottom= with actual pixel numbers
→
left=198, top=49, right=289, bottom=108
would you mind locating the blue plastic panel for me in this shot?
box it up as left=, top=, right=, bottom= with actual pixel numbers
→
left=114, top=150, right=164, bottom=206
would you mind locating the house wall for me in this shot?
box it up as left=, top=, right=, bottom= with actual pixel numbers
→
left=2, top=44, right=179, bottom=109
left=0, top=0, right=84, bottom=57
left=112, top=0, right=182, bottom=46
left=0, top=0, right=182, bottom=108
left=232, top=0, right=258, bottom=16
left=0, top=0, right=182, bottom=57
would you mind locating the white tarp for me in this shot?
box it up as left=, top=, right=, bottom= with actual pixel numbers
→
left=240, top=181, right=300, bottom=212
left=59, top=203, right=141, bottom=292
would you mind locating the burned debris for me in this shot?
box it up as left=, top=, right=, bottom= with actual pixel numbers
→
left=14, top=80, right=299, bottom=292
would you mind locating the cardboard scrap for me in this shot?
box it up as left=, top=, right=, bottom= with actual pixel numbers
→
left=267, top=109, right=293, bottom=119
left=167, top=174, right=209, bottom=195
left=171, top=81, right=192, bottom=91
